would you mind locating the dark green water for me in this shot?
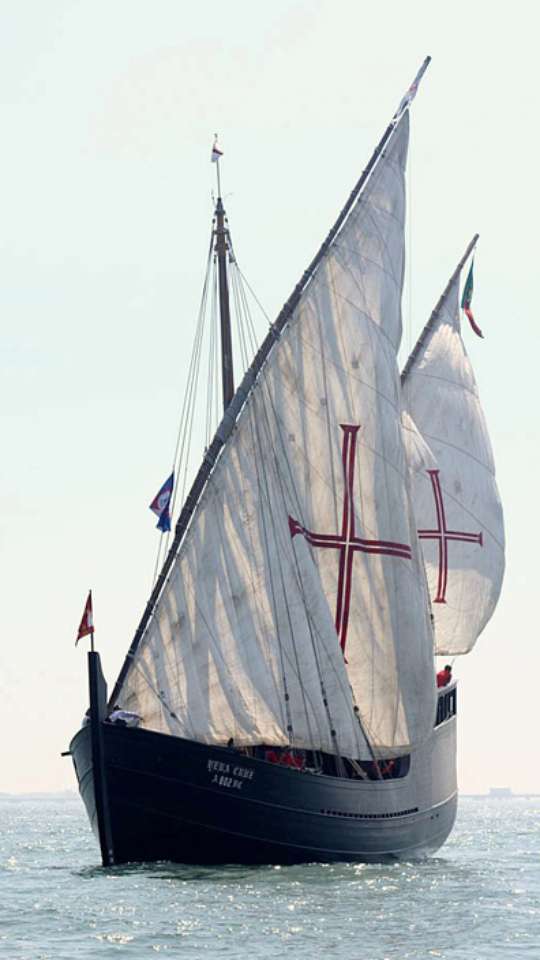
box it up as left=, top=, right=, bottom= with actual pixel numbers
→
left=0, top=795, right=538, bottom=958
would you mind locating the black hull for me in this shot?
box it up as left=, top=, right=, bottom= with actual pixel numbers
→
left=70, top=720, right=457, bottom=866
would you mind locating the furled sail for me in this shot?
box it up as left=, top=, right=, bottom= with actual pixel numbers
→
left=118, top=113, right=436, bottom=758
left=402, top=272, right=505, bottom=654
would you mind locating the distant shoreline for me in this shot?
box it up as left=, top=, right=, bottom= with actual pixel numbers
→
left=0, top=790, right=538, bottom=800
left=461, top=793, right=540, bottom=799
left=0, top=791, right=77, bottom=799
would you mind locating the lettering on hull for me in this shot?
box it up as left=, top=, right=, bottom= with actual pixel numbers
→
left=207, top=758, right=255, bottom=791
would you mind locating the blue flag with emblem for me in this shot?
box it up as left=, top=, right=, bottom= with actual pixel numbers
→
left=149, top=472, right=174, bottom=532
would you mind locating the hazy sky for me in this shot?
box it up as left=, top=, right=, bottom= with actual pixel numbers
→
left=1, top=0, right=538, bottom=794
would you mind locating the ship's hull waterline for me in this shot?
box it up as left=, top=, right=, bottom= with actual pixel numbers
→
left=70, top=700, right=457, bottom=866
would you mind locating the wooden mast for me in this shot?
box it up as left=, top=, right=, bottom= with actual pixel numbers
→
left=214, top=195, right=235, bottom=411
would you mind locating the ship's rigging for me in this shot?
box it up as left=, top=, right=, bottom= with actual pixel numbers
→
left=70, top=58, right=505, bottom=867
left=110, top=107, right=440, bottom=764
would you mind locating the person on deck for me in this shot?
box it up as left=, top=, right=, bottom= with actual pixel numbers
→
left=280, top=751, right=304, bottom=770
left=436, top=664, right=452, bottom=688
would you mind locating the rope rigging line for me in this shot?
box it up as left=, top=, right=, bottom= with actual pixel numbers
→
left=228, top=249, right=265, bottom=356
left=236, top=265, right=273, bottom=327
left=235, top=267, right=260, bottom=358
left=150, top=230, right=214, bottom=587
left=179, top=296, right=208, bottom=508
left=230, top=267, right=250, bottom=371
left=228, top=253, right=261, bottom=370
left=205, top=253, right=219, bottom=447
left=173, top=229, right=215, bottom=500
left=147, top=216, right=270, bottom=633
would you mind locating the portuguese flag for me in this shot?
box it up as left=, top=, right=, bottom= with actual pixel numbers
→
left=461, top=260, right=483, bottom=338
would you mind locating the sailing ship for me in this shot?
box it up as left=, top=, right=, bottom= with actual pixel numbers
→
left=69, top=59, right=505, bottom=866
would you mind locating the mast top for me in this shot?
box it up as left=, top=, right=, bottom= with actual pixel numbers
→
left=393, top=56, right=431, bottom=121
left=211, top=133, right=224, bottom=198
left=210, top=134, right=234, bottom=412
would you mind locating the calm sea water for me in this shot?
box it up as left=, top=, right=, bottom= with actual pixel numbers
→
left=0, top=795, right=537, bottom=959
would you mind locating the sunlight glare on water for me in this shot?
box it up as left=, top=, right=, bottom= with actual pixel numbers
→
left=0, top=796, right=538, bottom=958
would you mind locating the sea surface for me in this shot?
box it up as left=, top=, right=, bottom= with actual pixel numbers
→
left=0, top=795, right=537, bottom=959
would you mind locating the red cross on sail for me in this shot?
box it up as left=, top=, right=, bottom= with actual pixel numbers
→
left=418, top=469, right=483, bottom=604
left=288, top=424, right=412, bottom=655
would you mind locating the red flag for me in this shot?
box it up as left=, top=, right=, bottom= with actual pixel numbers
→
left=76, top=591, right=94, bottom=645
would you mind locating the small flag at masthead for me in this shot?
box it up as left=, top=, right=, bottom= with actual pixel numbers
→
left=211, top=135, right=223, bottom=163
left=461, top=259, right=484, bottom=338
left=395, top=56, right=431, bottom=119
left=76, top=590, right=94, bottom=647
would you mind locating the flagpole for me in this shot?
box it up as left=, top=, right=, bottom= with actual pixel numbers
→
left=394, top=56, right=431, bottom=121
left=213, top=147, right=235, bottom=411
left=214, top=133, right=222, bottom=197
left=89, top=588, right=94, bottom=652
left=76, top=588, right=95, bottom=650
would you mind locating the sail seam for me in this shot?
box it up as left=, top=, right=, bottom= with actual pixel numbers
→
left=292, top=329, right=401, bottom=416
left=414, top=430, right=497, bottom=477
left=312, top=279, right=401, bottom=355
left=409, top=370, right=480, bottom=402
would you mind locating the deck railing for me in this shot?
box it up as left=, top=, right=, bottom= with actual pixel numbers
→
left=435, top=682, right=457, bottom=727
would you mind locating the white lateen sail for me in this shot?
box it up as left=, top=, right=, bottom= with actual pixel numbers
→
left=402, top=272, right=505, bottom=655
left=119, top=113, right=436, bottom=759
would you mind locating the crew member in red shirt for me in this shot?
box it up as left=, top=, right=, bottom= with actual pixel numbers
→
left=436, top=664, right=452, bottom=688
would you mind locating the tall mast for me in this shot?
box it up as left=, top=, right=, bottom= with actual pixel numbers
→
left=214, top=194, right=235, bottom=411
